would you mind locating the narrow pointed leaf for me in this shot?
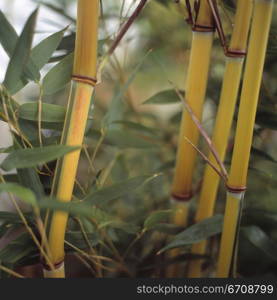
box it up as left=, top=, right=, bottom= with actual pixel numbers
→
left=31, top=27, right=67, bottom=70
left=84, top=175, right=160, bottom=205
left=3, top=9, right=38, bottom=93
left=0, top=183, right=36, bottom=205
left=1, top=145, right=80, bottom=171
left=143, top=89, right=184, bottom=105
left=19, top=102, right=66, bottom=123
left=159, top=215, right=223, bottom=253
left=144, top=209, right=172, bottom=230
left=42, top=52, right=74, bottom=95
left=0, top=10, right=18, bottom=56
left=241, top=226, right=277, bottom=261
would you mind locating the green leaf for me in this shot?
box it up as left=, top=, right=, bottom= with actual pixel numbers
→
left=0, top=145, right=80, bottom=171
left=251, top=147, right=277, bottom=163
left=241, top=226, right=277, bottom=261
left=38, top=198, right=119, bottom=229
left=0, top=183, right=36, bottom=205
left=143, top=89, right=184, bottom=105
left=112, top=120, right=158, bottom=136
left=150, top=223, right=183, bottom=235
left=18, top=102, right=66, bottom=123
left=42, top=52, right=74, bottom=95
left=31, top=27, right=66, bottom=70
left=144, top=209, right=172, bottom=230
left=0, top=10, right=42, bottom=93
left=17, top=168, right=45, bottom=199
left=158, top=215, right=223, bottom=253
left=0, top=233, right=36, bottom=264
left=0, top=211, right=33, bottom=224
left=3, top=9, right=39, bottom=94
left=112, top=222, right=140, bottom=235
left=84, top=175, right=160, bottom=206
left=243, top=209, right=277, bottom=229
left=103, top=51, right=150, bottom=129
left=65, top=231, right=100, bottom=250
left=256, top=107, right=277, bottom=130
left=0, top=10, right=18, bottom=56
left=105, top=129, right=159, bottom=149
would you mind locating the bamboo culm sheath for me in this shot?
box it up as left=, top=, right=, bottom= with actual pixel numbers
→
left=217, top=0, right=274, bottom=278
left=188, top=0, right=253, bottom=278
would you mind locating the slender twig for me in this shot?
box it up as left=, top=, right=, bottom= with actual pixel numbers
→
left=0, top=265, right=25, bottom=278
left=172, top=85, right=228, bottom=180
left=108, top=0, right=148, bottom=56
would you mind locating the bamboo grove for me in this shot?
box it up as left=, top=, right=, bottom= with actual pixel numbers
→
left=0, top=0, right=276, bottom=279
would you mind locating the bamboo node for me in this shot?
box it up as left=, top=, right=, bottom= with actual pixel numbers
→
left=226, top=185, right=247, bottom=194
left=41, top=259, right=64, bottom=271
left=226, top=49, right=247, bottom=58
left=72, top=74, right=97, bottom=87
left=171, top=192, right=193, bottom=202
left=193, top=24, right=215, bottom=33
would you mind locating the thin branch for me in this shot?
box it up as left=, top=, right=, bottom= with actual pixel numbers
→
left=183, top=136, right=226, bottom=182
left=108, top=0, right=148, bottom=56
left=172, top=84, right=228, bottom=181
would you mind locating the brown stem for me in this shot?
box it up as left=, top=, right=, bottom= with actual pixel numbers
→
left=108, top=0, right=148, bottom=56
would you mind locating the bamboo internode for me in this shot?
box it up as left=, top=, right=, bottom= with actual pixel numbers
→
left=217, top=0, right=274, bottom=278
left=172, top=0, right=214, bottom=202
left=45, top=0, right=99, bottom=278
left=188, top=0, right=253, bottom=278
left=169, top=0, right=214, bottom=278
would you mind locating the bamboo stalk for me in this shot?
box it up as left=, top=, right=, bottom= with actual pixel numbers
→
left=166, top=202, right=189, bottom=277
left=168, top=0, right=214, bottom=277
left=217, top=0, right=273, bottom=278
left=187, top=0, right=253, bottom=278
left=44, top=0, right=99, bottom=278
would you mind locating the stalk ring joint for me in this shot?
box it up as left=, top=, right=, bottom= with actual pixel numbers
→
left=72, top=74, right=97, bottom=87
left=226, top=185, right=247, bottom=194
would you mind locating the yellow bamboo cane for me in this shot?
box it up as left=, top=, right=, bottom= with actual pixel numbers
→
left=188, top=0, right=253, bottom=278
left=167, top=0, right=214, bottom=277
left=44, top=0, right=99, bottom=278
left=217, top=0, right=273, bottom=278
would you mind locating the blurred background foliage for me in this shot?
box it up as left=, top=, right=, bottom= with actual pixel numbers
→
left=0, top=0, right=277, bottom=278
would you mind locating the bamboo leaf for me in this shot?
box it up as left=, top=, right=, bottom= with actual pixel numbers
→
left=112, top=120, right=158, bottom=136
left=158, top=215, right=223, bottom=253
left=38, top=198, right=120, bottom=230
left=17, top=168, right=45, bottom=199
left=256, top=107, right=277, bottom=130
left=0, top=211, right=33, bottom=224
left=150, top=223, right=183, bottom=235
left=0, top=233, right=36, bottom=264
left=103, top=51, right=150, bottom=129
left=84, top=175, right=160, bottom=206
left=243, top=209, right=277, bottom=228
left=0, top=183, right=36, bottom=205
left=241, top=226, right=277, bottom=261
left=65, top=231, right=100, bottom=250
left=42, top=52, right=74, bottom=95
left=18, top=102, right=66, bottom=123
left=31, top=27, right=67, bottom=70
left=0, top=145, right=80, bottom=171
left=143, top=89, right=184, bottom=105
left=251, top=147, right=277, bottom=163
left=144, top=209, right=172, bottom=230
left=105, top=129, right=159, bottom=149
left=57, top=33, right=76, bottom=52
left=0, top=10, right=18, bottom=56
left=3, top=9, right=39, bottom=94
